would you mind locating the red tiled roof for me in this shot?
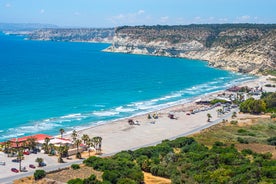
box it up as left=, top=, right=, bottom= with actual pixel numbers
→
left=10, top=134, right=53, bottom=142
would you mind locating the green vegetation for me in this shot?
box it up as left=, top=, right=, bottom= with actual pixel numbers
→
left=210, top=99, right=229, bottom=105
left=263, top=70, right=276, bottom=76
left=71, top=164, right=80, bottom=170
left=267, top=137, right=276, bottom=146
left=240, top=98, right=266, bottom=114
left=261, top=92, right=276, bottom=112
left=84, top=152, right=144, bottom=184
left=79, top=123, right=276, bottom=184
left=34, top=170, right=46, bottom=180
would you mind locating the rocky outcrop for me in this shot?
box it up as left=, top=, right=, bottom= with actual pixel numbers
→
left=27, top=28, right=114, bottom=43
left=105, top=25, right=276, bottom=74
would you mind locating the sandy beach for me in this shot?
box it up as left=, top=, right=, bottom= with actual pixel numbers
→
left=64, top=75, right=276, bottom=155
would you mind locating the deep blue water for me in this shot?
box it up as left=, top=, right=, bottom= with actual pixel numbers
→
left=0, top=33, right=254, bottom=141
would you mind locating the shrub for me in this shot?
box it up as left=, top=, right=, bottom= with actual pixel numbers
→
left=230, top=120, right=238, bottom=125
left=71, top=164, right=80, bottom=170
left=117, top=178, right=136, bottom=184
left=237, top=137, right=249, bottom=144
left=267, top=137, right=276, bottom=146
left=67, top=178, right=83, bottom=184
left=34, top=170, right=46, bottom=180
left=241, top=149, right=253, bottom=155
left=271, top=113, right=276, bottom=118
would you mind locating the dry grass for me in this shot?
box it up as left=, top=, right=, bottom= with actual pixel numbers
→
left=143, top=172, right=171, bottom=184
left=236, top=143, right=276, bottom=159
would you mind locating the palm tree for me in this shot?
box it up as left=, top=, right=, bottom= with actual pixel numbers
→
left=59, top=128, right=65, bottom=138
left=71, top=130, right=78, bottom=142
left=17, top=148, right=24, bottom=171
left=57, top=146, right=65, bottom=163
left=93, top=136, right=103, bottom=154
left=42, top=137, right=50, bottom=154
left=217, top=109, right=223, bottom=117
left=49, top=143, right=55, bottom=155
left=26, top=137, right=37, bottom=152
left=81, top=134, right=90, bottom=146
left=35, top=157, right=44, bottom=167
left=74, top=139, right=82, bottom=159
left=97, top=137, right=102, bottom=154
left=86, top=138, right=94, bottom=157
left=3, top=141, right=11, bottom=154
left=207, top=113, right=212, bottom=122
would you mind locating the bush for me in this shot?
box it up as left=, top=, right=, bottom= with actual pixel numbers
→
left=71, top=164, right=80, bottom=170
left=237, top=137, right=249, bottom=144
left=230, top=120, right=238, bottom=125
left=117, top=178, right=136, bottom=184
left=271, top=113, right=276, bottom=118
left=67, top=178, right=83, bottom=184
left=241, top=149, right=253, bottom=155
left=267, top=137, right=276, bottom=146
left=76, top=152, right=82, bottom=159
left=34, top=170, right=46, bottom=180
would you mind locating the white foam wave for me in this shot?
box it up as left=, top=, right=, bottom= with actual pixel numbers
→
left=115, top=106, right=136, bottom=113
left=93, top=111, right=119, bottom=117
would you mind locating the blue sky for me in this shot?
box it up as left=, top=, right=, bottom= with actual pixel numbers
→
left=0, top=0, right=275, bottom=27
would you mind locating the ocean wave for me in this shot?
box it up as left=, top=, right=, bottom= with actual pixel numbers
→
left=93, top=111, right=119, bottom=117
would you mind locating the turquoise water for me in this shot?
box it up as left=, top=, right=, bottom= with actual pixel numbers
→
left=0, top=33, right=254, bottom=141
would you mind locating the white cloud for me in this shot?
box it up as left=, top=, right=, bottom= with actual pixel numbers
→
left=5, top=3, right=11, bottom=8
left=236, top=15, right=251, bottom=22
left=109, top=10, right=147, bottom=25
left=40, top=9, right=45, bottom=14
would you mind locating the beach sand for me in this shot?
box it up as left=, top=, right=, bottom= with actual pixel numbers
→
left=65, top=75, right=275, bottom=155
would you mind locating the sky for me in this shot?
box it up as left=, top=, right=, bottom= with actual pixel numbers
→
left=0, top=0, right=276, bottom=27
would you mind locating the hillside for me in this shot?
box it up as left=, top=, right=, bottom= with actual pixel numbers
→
left=105, top=24, right=276, bottom=74
left=26, top=28, right=114, bottom=43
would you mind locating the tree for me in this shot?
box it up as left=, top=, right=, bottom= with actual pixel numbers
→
left=81, top=134, right=90, bottom=146
left=92, top=136, right=103, bottom=154
left=71, top=130, right=78, bottom=142
left=207, top=113, right=212, bottom=122
left=59, top=128, right=65, bottom=138
left=240, top=98, right=266, bottom=114
left=26, top=137, right=37, bottom=151
left=86, top=138, right=94, bottom=157
left=75, top=139, right=82, bottom=159
left=34, top=170, right=46, bottom=180
left=17, top=148, right=24, bottom=171
left=35, top=157, right=44, bottom=167
left=57, top=146, right=65, bottom=163
left=217, top=109, right=223, bottom=117
left=42, top=137, right=50, bottom=154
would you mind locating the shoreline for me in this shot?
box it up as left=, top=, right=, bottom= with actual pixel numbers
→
left=63, top=75, right=272, bottom=155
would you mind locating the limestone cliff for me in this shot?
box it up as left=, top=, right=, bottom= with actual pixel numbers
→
left=27, top=28, right=114, bottom=43
left=105, top=24, right=276, bottom=74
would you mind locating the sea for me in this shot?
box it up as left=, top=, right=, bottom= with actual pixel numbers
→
left=0, top=33, right=255, bottom=142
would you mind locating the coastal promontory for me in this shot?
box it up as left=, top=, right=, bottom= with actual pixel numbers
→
left=105, top=24, right=276, bottom=74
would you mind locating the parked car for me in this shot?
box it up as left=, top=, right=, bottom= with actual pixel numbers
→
left=12, top=159, right=20, bottom=163
left=23, top=151, right=30, bottom=155
left=11, top=168, right=19, bottom=173
left=29, top=164, right=36, bottom=169
left=40, top=162, right=47, bottom=167
left=0, top=161, right=5, bottom=166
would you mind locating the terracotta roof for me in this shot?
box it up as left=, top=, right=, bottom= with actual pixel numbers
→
left=10, top=134, right=53, bottom=142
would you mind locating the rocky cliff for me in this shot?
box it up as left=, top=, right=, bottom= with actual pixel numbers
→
left=27, top=28, right=114, bottom=43
left=105, top=24, right=276, bottom=74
